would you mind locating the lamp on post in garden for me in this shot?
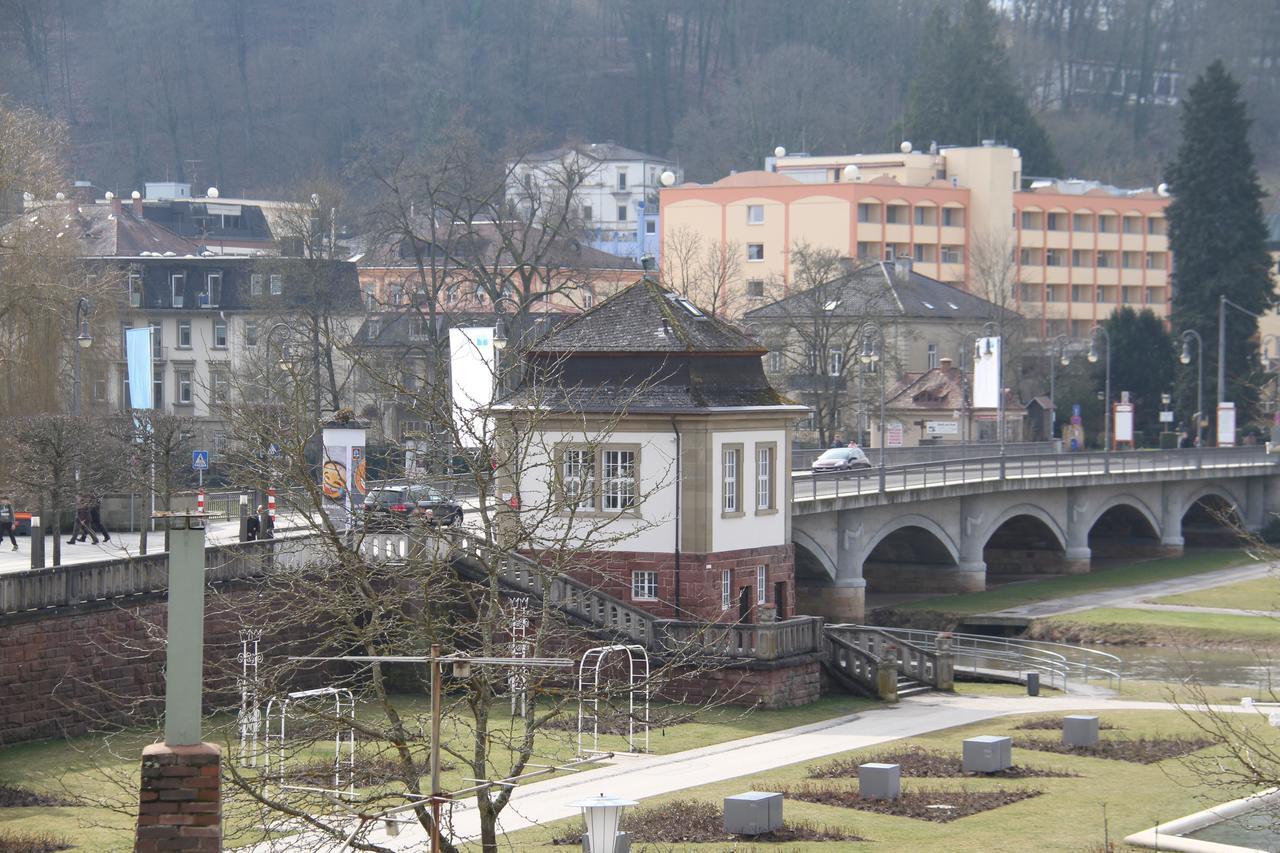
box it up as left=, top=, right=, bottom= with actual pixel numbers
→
left=569, top=794, right=639, bottom=853
left=1048, top=334, right=1070, bottom=441
left=858, top=322, right=887, bottom=492
left=1088, top=324, right=1112, bottom=472
left=1180, top=328, right=1204, bottom=461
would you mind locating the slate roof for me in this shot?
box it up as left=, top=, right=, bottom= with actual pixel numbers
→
left=744, top=260, right=1013, bottom=323
left=524, top=142, right=670, bottom=163
left=530, top=277, right=765, bottom=355
left=7, top=202, right=201, bottom=257
left=885, top=364, right=968, bottom=410
left=350, top=219, right=639, bottom=271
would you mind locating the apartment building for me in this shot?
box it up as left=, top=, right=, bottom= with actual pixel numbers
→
left=660, top=142, right=1170, bottom=334
left=507, top=142, right=681, bottom=262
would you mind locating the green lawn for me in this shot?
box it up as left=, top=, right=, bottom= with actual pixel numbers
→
left=1150, top=574, right=1280, bottom=611
left=0, top=694, right=879, bottom=851
left=1039, top=606, right=1280, bottom=646
left=500, top=709, right=1265, bottom=852
left=887, top=549, right=1260, bottom=617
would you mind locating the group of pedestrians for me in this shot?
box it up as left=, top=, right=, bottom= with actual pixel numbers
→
left=67, top=496, right=110, bottom=545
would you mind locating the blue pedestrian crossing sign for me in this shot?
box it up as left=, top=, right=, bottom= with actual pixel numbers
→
left=192, top=450, right=209, bottom=471
left=267, top=443, right=282, bottom=459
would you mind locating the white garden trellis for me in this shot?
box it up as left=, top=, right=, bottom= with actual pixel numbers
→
left=264, top=686, right=357, bottom=801
left=577, top=644, right=650, bottom=756
left=508, top=597, right=531, bottom=715
left=236, top=628, right=264, bottom=767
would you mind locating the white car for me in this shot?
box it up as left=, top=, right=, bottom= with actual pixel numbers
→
left=811, top=446, right=872, bottom=473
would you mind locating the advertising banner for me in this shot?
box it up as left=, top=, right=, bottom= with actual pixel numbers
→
left=1113, top=403, right=1135, bottom=445
left=321, top=426, right=367, bottom=526
left=1217, top=402, right=1236, bottom=447
left=972, top=336, right=1001, bottom=410
left=125, top=327, right=154, bottom=409
left=925, top=420, right=959, bottom=436
left=449, top=327, right=497, bottom=448
left=886, top=420, right=905, bottom=447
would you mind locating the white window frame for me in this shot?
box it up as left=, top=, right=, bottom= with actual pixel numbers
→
left=746, top=204, right=764, bottom=225
left=722, top=446, right=741, bottom=514
left=617, top=204, right=628, bottom=222
left=213, top=320, right=228, bottom=349
left=755, top=444, right=774, bottom=511
left=616, top=170, right=627, bottom=191
left=828, top=347, right=843, bottom=377
left=176, top=369, right=192, bottom=405
left=128, top=270, right=143, bottom=307
left=746, top=243, right=764, bottom=262
left=201, top=272, right=222, bottom=308
left=721, top=568, right=731, bottom=611
left=170, top=273, right=185, bottom=308
left=927, top=343, right=938, bottom=369
left=245, top=320, right=258, bottom=347
left=631, top=570, right=657, bottom=601
left=561, top=447, right=596, bottom=510
left=757, top=565, right=767, bottom=605
left=602, top=448, right=636, bottom=511
left=209, top=366, right=230, bottom=404
left=746, top=279, right=765, bottom=298
left=250, top=273, right=264, bottom=296
left=177, top=319, right=192, bottom=349
left=767, top=350, right=783, bottom=372
left=269, top=273, right=282, bottom=295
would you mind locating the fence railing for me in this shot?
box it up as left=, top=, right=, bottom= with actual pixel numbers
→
left=824, top=624, right=951, bottom=691
left=792, top=441, right=1059, bottom=471
left=0, top=535, right=308, bottom=616
left=794, top=446, right=1277, bottom=503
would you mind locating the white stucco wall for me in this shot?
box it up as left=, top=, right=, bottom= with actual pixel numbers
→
left=518, top=428, right=679, bottom=553
left=711, top=428, right=788, bottom=553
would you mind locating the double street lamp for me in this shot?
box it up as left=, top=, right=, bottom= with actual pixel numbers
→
left=1047, top=334, right=1071, bottom=440
left=858, top=322, right=887, bottom=492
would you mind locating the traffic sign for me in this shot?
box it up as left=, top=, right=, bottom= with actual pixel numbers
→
left=192, top=450, right=209, bottom=471
left=267, top=443, right=282, bottom=459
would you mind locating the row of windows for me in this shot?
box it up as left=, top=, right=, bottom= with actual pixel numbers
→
left=124, top=319, right=232, bottom=355
left=721, top=443, right=777, bottom=515
left=748, top=242, right=964, bottom=264
left=1020, top=247, right=1168, bottom=270
left=1018, top=210, right=1165, bottom=235
left=560, top=447, right=637, bottom=512
left=856, top=203, right=965, bottom=228
left=116, top=364, right=230, bottom=409
left=1023, top=284, right=1164, bottom=305
left=632, top=566, right=773, bottom=610
left=127, top=271, right=283, bottom=309
left=765, top=347, right=883, bottom=377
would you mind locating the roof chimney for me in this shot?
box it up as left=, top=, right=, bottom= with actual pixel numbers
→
left=131, top=191, right=144, bottom=220
left=893, top=256, right=913, bottom=280
left=939, top=357, right=953, bottom=369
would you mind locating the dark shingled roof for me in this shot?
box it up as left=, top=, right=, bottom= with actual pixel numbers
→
left=6, top=202, right=201, bottom=257
left=744, top=260, right=1015, bottom=323
left=531, top=277, right=765, bottom=355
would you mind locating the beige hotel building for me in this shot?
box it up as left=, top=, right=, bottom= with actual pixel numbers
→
left=660, top=142, right=1171, bottom=336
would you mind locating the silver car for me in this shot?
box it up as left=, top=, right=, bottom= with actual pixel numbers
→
left=811, top=446, right=872, bottom=473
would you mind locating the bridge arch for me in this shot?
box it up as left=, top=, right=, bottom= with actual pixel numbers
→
left=1087, top=494, right=1162, bottom=560
left=1181, top=486, right=1246, bottom=547
left=979, top=504, right=1068, bottom=579
left=792, top=528, right=837, bottom=583
left=862, top=514, right=963, bottom=595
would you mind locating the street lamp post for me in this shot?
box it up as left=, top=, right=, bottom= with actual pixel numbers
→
left=979, top=321, right=1005, bottom=472
left=71, top=297, right=93, bottom=417
left=1180, top=329, right=1204, bottom=461
left=1088, top=324, right=1111, bottom=472
left=858, top=323, right=887, bottom=492
left=1048, top=334, right=1070, bottom=441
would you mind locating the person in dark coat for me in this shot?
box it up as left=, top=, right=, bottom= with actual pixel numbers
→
left=68, top=496, right=98, bottom=544
left=245, top=513, right=260, bottom=541
left=89, top=498, right=110, bottom=542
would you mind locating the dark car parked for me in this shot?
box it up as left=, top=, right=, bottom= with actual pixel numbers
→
left=361, top=485, right=464, bottom=528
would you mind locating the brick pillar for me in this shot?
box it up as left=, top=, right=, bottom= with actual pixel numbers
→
left=135, top=742, right=222, bottom=851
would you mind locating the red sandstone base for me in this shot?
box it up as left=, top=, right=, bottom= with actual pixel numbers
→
left=135, top=741, right=222, bottom=852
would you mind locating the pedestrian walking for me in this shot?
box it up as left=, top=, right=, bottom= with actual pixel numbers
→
left=0, top=496, right=17, bottom=550
left=258, top=504, right=275, bottom=539
left=245, top=512, right=260, bottom=542
left=68, top=496, right=98, bottom=545
left=88, top=497, right=110, bottom=542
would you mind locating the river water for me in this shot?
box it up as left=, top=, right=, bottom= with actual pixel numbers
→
left=1099, top=644, right=1280, bottom=690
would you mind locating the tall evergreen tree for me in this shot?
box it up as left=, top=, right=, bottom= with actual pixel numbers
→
left=1166, top=60, right=1274, bottom=425
left=900, top=0, right=1060, bottom=177
left=1094, top=308, right=1176, bottom=435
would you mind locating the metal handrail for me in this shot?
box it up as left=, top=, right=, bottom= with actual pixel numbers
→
left=855, top=625, right=1123, bottom=692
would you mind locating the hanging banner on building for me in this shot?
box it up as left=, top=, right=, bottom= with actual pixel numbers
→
left=125, top=327, right=154, bottom=410
left=450, top=327, right=497, bottom=448
left=926, top=420, right=959, bottom=436
left=886, top=420, right=905, bottom=447
left=321, top=425, right=367, bottom=526
left=972, top=336, right=1001, bottom=410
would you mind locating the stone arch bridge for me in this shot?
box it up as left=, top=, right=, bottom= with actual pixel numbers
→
left=790, top=448, right=1279, bottom=621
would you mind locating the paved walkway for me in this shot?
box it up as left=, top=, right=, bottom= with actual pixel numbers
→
left=977, top=559, right=1276, bottom=620
left=0, top=514, right=310, bottom=576
left=243, top=692, right=1254, bottom=852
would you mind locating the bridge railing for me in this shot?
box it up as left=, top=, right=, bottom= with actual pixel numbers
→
left=824, top=624, right=950, bottom=688
left=792, top=441, right=1058, bottom=471
left=656, top=615, right=824, bottom=662
left=0, top=535, right=306, bottom=615
left=866, top=626, right=1123, bottom=692
left=795, top=446, right=1277, bottom=502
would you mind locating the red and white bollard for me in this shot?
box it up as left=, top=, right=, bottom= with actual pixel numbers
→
left=197, top=489, right=205, bottom=513
left=267, top=488, right=276, bottom=523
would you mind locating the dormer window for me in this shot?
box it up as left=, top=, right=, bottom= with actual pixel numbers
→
left=200, top=272, right=222, bottom=308
left=128, top=269, right=143, bottom=307
left=170, top=273, right=185, bottom=308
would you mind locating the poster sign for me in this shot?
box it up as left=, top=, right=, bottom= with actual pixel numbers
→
left=925, top=420, right=959, bottom=436
left=1217, top=402, right=1236, bottom=447
left=125, top=327, right=154, bottom=410
left=321, top=425, right=367, bottom=526
left=972, top=336, right=1001, bottom=409
left=1113, top=403, right=1135, bottom=445
left=1159, top=410, right=1174, bottom=423
left=450, top=327, right=497, bottom=448
left=886, top=420, right=905, bottom=447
